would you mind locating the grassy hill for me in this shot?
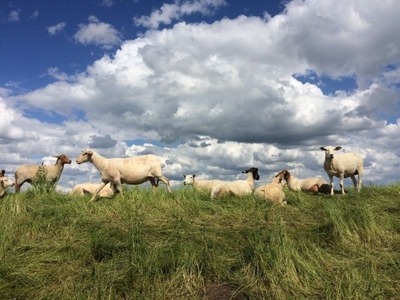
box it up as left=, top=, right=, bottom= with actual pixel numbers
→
left=0, top=185, right=399, bottom=299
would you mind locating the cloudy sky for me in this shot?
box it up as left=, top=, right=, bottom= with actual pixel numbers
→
left=1, top=0, right=399, bottom=191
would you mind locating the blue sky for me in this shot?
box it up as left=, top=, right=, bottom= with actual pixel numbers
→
left=1, top=0, right=400, bottom=191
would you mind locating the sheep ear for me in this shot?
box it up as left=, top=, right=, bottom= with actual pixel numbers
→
left=86, top=150, right=93, bottom=156
left=335, top=146, right=342, bottom=151
left=319, top=147, right=326, bottom=151
left=183, top=175, right=186, bottom=178
left=0, top=170, right=4, bottom=176
left=193, top=174, right=196, bottom=178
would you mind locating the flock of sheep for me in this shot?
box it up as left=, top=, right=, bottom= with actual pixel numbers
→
left=0, top=146, right=364, bottom=204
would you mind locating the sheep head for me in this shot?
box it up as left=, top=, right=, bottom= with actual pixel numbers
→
left=275, top=170, right=290, bottom=181
left=183, top=174, right=195, bottom=185
left=55, top=154, right=72, bottom=165
left=242, top=167, right=260, bottom=180
left=320, top=146, right=342, bottom=159
left=76, top=150, right=94, bottom=165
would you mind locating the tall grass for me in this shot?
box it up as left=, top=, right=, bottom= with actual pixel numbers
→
left=0, top=184, right=399, bottom=299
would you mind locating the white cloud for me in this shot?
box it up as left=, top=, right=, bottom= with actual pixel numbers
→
left=74, top=16, right=122, bottom=49
left=134, top=0, right=227, bottom=29
left=5, top=0, right=400, bottom=189
left=47, top=22, right=66, bottom=35
left=9, top=10, right=20, bottom=22
left=31, top=10, right=39, bottom=19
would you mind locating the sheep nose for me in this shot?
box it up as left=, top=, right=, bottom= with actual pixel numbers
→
left=329, top=154, right=334, bottom=158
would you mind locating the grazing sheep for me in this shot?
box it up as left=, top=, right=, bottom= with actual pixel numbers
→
left=70, top=182, right=114, bottom=198
left=14, top=154, right=72, bottom=192
left=319, top=146, right=363, bottom=195
left=0, top=170, right=14, bottom=198
left=182, top=175, right=225, bottom=192
left=275, top=169, right=331, bottom=194
left=210, top=167, right=260, bottom=199
left=75, top=149, right=172, bottom=202
left=254, top=172, right=286, bottom=205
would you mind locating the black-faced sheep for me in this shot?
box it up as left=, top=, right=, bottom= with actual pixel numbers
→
left=210, top=167, right=260, bottom=199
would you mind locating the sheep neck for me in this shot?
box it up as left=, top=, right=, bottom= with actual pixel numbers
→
left=90, top=152, right=108, bottom=171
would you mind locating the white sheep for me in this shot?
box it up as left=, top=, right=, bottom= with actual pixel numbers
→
left=0, top=170, right=14, bottom=198
left=70, top=182, right=114, bottom=198
left=275, top=169, right=331, bottom=194
left=254, top=172, right=286, bottom=205
left=182, top=174, right=225, bottom=192
left=210, top=167, right=260, bottom=199
left=319, top=146, right=364, bottom=195
left=14, top=154, right=72, bottom=192
left=75, top=149, right=172, bottom=202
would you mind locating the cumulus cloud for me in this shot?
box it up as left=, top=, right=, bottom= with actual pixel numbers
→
left=8, top=9, right=21, bottom=22
left=47, top=22, right=66, bottom=35
left=5, top=0, right=400, bottom=188
left=134, top=0, right=227, bottom=29
left=74, top=15, right=122, bottom=49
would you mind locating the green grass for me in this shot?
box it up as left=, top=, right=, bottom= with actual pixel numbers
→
left=0, top=184, right=399, bottom=299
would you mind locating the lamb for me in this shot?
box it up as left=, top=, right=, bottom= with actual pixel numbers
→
left=14, top=154, right=72, bottom=192
left=210, top=167, right=260, bottom=199
left=182, top=174, right=225, bottom=192
left=319, top=146, right=363, bottom=195
left=70, top=182, right=114, bottom=198
left=0, top=170, right=14, bottom=198
left=254, top=172, right=286, bottom=205
left=75, top=149, right=172, bottom=202
left=275, top=169, right=331, bottom=194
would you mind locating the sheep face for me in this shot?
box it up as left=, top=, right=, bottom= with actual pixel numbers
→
left=0, top=172, right=14, bottom=189
left=320, top=146, right=342, bottom=159
left=275, top=170, right=290, bottom=181
left=183, top=174, right=195, bottom=186
left=76, top=150, right=93, bottom=164
left=57, top=154, right=72, bottom=165
left=242, top=167, right=260, bottom=180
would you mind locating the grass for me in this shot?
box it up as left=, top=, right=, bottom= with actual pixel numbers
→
left=0, top=184, right=399, bottom=299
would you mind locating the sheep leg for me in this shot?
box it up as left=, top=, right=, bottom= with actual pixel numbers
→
left=339, top=175, right=345, bottom=195
left=350, top=175, right=358, bottom=192
left=357, top=170, right=362, bottom=192
left=90, top=182, right=107, bottom=202
left=157, top=176, right=172, bottom=193
left=149, top=178, right=158, bottom=190
left=329, top=175, right=334, bottom=196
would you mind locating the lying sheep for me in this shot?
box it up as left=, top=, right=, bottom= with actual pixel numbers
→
left=210, top=167, right=260, bottom=199
left=320, top=146, right=364, bottom=195
left=70, top=182, right=114, bottom=198
left=183, top=174, right=225, bottom=192
left=14, top=154, right=72, bottom=192
left=76, top=149, right=172, bottom=202
left=0, top=170, right=14, bottom=198
left=254, top=172, right=286, bottom=205
left=275, top=169, right=331, bottom=194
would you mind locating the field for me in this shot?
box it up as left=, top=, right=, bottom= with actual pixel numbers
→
left=0, top=184, right=399, bottom=299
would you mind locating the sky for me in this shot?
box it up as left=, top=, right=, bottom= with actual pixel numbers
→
left=1, top=0, right=400, bottom=192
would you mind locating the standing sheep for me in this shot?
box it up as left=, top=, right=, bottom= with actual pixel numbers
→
left=275, top=169, right=331, bottom=194
left=14, top=154, right=72, bottom=192
left=0, top=170, right=14, bottom=198
left=319, top=146, right=363, bottom=195
left=254, top=172, right=287, bottom=205
left=75, top=149, right=172, bottom=202
left=183, top=175, right=225, bottom=192
left=210, top=167, right=260, bottom=199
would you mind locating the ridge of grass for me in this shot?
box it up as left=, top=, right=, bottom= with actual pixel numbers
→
left=0, top=184, right=399, bottom=299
